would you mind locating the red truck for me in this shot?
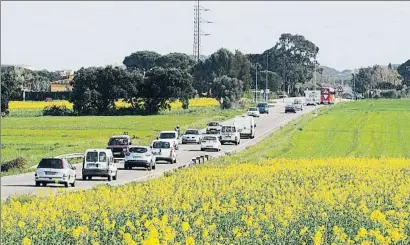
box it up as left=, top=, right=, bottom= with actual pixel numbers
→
left=320, top=87, right=336, bottom=104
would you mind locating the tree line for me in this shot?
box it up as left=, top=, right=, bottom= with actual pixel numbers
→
left=351, top=61, right=410, bottom=98
left=1, top=66, right=60, bottom=113
left=2, top=33, right=409, bottom=115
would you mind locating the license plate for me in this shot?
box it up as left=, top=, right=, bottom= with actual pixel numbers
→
left=88, top=164, right=96, bottom=167
left=206, top=145, right=213, bottom=148
left=114, top=152, right=121, bottom=155
left=153, top=152, right=161, bottom=155
left=45, top=171, right=56, bottom=175
left=133, top=156, right=142, bottom=159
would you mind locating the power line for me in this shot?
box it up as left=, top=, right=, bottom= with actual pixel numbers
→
left=193, top=0, right=212, bottom=63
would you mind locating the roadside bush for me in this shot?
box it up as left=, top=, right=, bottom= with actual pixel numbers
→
left=1, top=157, right=27, bottom=172
left=379, top=90, right=398, bottom=99
left=42, top=104, right=73, bottom=116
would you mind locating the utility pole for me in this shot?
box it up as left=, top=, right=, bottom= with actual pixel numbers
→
left=265, top=53, right=268, bottom=102
left=193, top=0, right=212, bottom=62
left=255, top=65, right=258, bottom=103
left=352, top=72, right=356, bottom=100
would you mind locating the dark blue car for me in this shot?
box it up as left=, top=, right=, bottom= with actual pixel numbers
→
left=257, top=102, right=269, bottom=114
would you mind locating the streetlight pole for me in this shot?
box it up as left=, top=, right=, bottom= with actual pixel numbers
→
left=255, top=65, right=258, bottom=103
left=265, top=53, right=268, bottom=102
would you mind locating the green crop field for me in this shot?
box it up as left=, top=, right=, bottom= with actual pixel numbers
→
left=225, top=99, right=410, bottom=163
left=1, top=107, right=244, bottom=175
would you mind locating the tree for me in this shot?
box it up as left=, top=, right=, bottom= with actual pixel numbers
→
left=211, top=76, right=243, bottom=109
left=351, top=67, right=373, bottom=95
left=398, top=59, right=410, bottom=86
left=232, top=50, right=252, bottom=92
left=70, top=66, right=130, bottom=115
left=1, top=66, right=25, bottom=113
left=248, top=33, right=320, bottom=95
left=123, top=51, right=161, bottom=72
left=141, top=67, right=195, bottom=114
left=192, top=48, right=251, bottom=97
left=155, top=53, right=195, bottom=70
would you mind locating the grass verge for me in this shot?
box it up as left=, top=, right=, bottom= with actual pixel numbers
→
left=1, top=106, right=245, bottom=176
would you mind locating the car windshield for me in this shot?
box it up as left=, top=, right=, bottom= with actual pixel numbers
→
left=38, top=159, right=63, bottom=169
left=257, top=103, right=267, bottom=107
left=159, top=133, right=176, bottom=139
left=153, top=141, right=171, bottom=149
left=108, top=137, right=128, bottom=145
left=222, top=126, right=235, bottom=132
left=203, top=136, right=217, bottom=141
left=249, top=108, right=258, bottom=111
left=208, top=122, right=219, bottom=126
left=129, top=147, right=148, bottom=153
left=185, top=130, right=199, bottom=135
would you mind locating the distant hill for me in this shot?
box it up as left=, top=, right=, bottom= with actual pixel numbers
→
left=315, top=66, right=352, bottom=85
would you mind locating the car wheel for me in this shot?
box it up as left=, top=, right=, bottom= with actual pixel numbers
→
left=42, top=182, right=47, bottom=187
left=152, top=162, right=156, bottom=170
left=64, top=182, right=69, bottom=188
left=35, top=181, right=40, bottom=187
left=71, top=179, right=76, bottom=187
left=108, top=174, right=112, bottom=181
left=82, top=175, right=87, bottom=181
left=201, top=148, right=204, bottom=151
left=173, top=158, right=177, bottom=164
left=113, top=172, right=117, bottom=180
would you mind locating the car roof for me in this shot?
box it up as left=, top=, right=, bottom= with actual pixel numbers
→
left=185, top=129, right=199, bottom=131
left=86, top=149, right=112, bottom=152
left=129, top=145, right=150, bottom=148
left=111, top=135, right=130, bottom=138
left=159, top=131, right=177, bottom=133
left=203, top=135, right=218, bottom=139
left=152, top=139, right=171, bottom=143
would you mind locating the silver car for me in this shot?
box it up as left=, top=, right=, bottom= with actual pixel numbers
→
left=181, top=129, right=202, bottom=144
left=293, top=99, right=303, bottom=111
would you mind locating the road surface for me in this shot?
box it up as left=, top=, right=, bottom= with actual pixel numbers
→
left=1, top=97, right=322, bottom=200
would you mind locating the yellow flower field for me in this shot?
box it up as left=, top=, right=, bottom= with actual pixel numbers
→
left=2, top=158, right=410, bottom=244
left=8, top=98, right=219, bottom=110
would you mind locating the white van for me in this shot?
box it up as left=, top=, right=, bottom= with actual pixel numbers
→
left=220, top=125, right=240, bottom=145
left=82, top=149, right=118, bottom=181
left=234, top=116, right=256, bottom=139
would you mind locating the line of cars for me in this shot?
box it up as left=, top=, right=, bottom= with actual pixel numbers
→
left=34, top=102, right=273, bottom=188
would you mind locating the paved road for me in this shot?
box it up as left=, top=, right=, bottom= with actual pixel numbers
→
left=1, top=97, right=321, bottom=200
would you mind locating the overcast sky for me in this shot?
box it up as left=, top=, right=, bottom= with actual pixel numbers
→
left=1, top=1, right=409, bottom=71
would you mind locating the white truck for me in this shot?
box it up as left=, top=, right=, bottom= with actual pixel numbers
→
left=234, top=116, right=255, bottom=139
left=305, top=90, right=321, bottom=106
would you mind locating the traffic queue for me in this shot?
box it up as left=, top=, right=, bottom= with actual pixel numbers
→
left=34, top=103, right=277, bottom=188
